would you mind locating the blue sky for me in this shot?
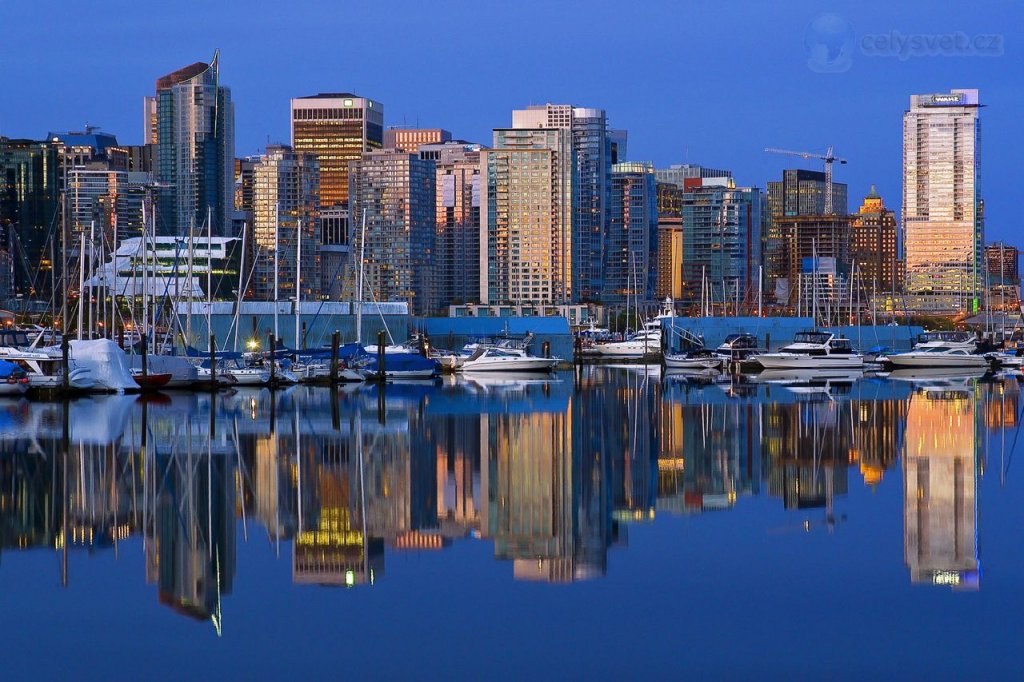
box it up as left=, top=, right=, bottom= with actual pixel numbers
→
left=2, top=0, right=1019, bottom=242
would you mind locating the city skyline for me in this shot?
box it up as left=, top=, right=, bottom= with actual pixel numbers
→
left=1, top=2, right=1017, bottom=244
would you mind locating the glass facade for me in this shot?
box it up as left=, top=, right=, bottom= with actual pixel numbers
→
left=680, top=184, right=763, bottom=309
left=154, top=55, right=234, bottom=237
left=252, top=146, right=321, bottom=301
left=348, top=150, right=436, bottom=315
left=0, top=139, right=60, bottom=298
left=290, top=94, right=383, bottom=211
left=603, top=162, right=658, bottom=306
left=482, top=128, right=571, bottom=305
left=903, top=89, right=982, bottom=313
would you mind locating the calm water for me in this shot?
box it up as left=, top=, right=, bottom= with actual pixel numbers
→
left=1, top=367, right=1022, bottom=680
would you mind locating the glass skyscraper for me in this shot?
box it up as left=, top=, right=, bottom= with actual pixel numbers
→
left=153, top=53, right=234, bottom=236
left=348, top=150, right=436, bottom=315
left=903, top=88, right=983, bottom=313
left=603, top=162, right=658, bottom=307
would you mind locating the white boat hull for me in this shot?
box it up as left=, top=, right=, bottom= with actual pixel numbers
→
left=663, top=354, right=722, bottom=370
left=755, top=354, right=864, bottom=370
left=595, top=342, right=661, bottom=358
left=887, top=354, right=989, bottom=369
left=459, top=358, right=559, bottom=373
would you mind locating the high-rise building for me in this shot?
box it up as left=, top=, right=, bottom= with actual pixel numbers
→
left=0, top=138, right=60, bottom=298
left=655, top=182, right=683, bottom=301
left=655, top=164, right=732, bottom=188
left=903, top=88, right=983, bottom=313
left=67, top=167, right=148, bottom=245
left=348, top=149, right=436, bottom=314
left=772, top=214, right=853, bottom=312
left=984, top=242, right=1020, bottom=312
left=765, top=168, right=848, bottom=305
left=252, top=145, right=321, bottom=302
left=420, top=141, right=482, bottom=308
left=603, top=162, right=658, bottom=306
left=852, top=185, right=899, bottom=292
left=153, top=54, right=234, bottom=236
left=679, top=179, right=762, bottom=309
left=511, top=104, right=612, bottom=303
left=290, top=93, right=383, bottom=210
left=383, top=128, right=451, bottom=154
left=481, top=127, right=572, bottom=305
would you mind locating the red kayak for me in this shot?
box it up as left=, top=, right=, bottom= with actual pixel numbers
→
left=132, top=372, right=172, bottom=390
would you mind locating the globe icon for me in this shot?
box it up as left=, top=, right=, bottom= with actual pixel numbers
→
left=805, top=14, right=854, bottom=73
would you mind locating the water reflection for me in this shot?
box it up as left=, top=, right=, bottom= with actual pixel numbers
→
left=0, top=368, right=1017, bottom=632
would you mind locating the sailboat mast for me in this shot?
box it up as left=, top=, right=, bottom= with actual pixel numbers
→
left=273, top=202, right=280, bottom=344
left=295, top=217, right=302, bottom=350
left=207, top=206, right=213, bottom=349
left=356, top=209, right=366, bottom=345
left=77, top=231, right=85, bottom=340
left=234, top=223, right=246, bottom=352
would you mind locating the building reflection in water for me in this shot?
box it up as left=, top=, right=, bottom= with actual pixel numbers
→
left=0, top=368, right=1014, bottom=627
left=902, top=384, right=980, bottom=590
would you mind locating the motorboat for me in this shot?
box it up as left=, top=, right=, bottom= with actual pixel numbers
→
left=991, top=350, right=1024, bottom=369
left=715, top=333, right=761, bottom=361
left=663, top=349, right=723, bottom=370
left=0, top=347, right=96, bottom=391
left=594, top=329, right=662, bottom=358
left=913, top=330, right=977, bottom=351
left=883, top=345, right=990, bottom=370
left=754, top=331, right=863, bottom=370
left=458, top=347, right=560, bottom=373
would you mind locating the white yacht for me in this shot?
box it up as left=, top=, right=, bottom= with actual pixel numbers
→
left=458, top=347, right=560, bottom=373
left=754, top=331, right=863, bottom=370
left=884, top=345, right=990, bottom=370
left=0, top=347, right=96, bottom=391
left=913, top=331, right=977, bottom=351
left=594, top=298, right=675, bottom=359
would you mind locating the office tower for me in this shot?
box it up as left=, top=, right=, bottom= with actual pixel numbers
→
left=608, top=129, right=628, bottom=165
left=655, top=164, right=732, bottom=188
left=0, top=138, right=60, bottom=298
left=48, top=128, right=123, bottom=171
left=420, top=140, right=482, bottom=308
left=348, top=149, right=436, bottom=314
left=383, top=127, right=451, bottom=154
left=655, top=182, right=683, bottom=300
left=903, top=389, right=979, bottom=589
left=852, top=185, right=899, bottom=293
left=679, top=178, right=763, bottom=309
left=602, top=162, right=658, bottom=306
left=765, top=168, right=848, bottom=305
left=153, top=53, right=235, bottom=236
left=903, top=89, right=983, bottom=313
left=511, top=104, right=611, bottom=303
left=481, top=127, right=572, bottom=305
left=67, top=166, right=147, bottom=246
left=772, top=214, right=852, bottom=312
left=252, top=145, right=321, bottom=302
left=290, top=93, right=384, bottom=210
left=985, top=242, right=1020, bottom=311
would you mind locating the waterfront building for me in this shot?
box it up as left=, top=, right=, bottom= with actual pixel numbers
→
left=765, top=169, right=848, bottom=305
left=420, top=141, right=482, bottom=308
left=903, top=388, right=980, bottom=589
left=0, top=137, right=60, bottom=298
left=655, top=182, right=683, bottom=300
left=771, top=214, right=852, bottom=314
left=511, top=104, right=613, bottom=303
left=252, top=145, right=321, bottom=302
left=679, top=178, right=762, bottom=310
left=985, top=242, right=1020, bottom=312
left=384, top=127, right=451, bottom=154
left=903, top=89, right=983, bottom=313
left=153, top=53, right=235, bottom=236
left=851, top=185, right=899, bottom=293
left=290, top=92, right=383, bottom=210
left=602, top=162, right=658, bottom=306
left=348, top=149, right=436, bottom=314
left=481, top=127, right=572, bottom=305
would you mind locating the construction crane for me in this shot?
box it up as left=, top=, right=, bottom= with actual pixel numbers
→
left=764, top=146, right=848, bottom=214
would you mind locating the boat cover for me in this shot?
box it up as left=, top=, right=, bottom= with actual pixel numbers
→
left=69, top=339, right=135, bottom=391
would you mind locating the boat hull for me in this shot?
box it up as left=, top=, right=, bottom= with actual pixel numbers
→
left=887, top=354, right=989, bottom=369
left=755, top=354, right=864, bottom=370
left=459, top=358, right=559, bottom=372
left=663, top=354, right=722, bottom=370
